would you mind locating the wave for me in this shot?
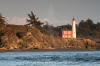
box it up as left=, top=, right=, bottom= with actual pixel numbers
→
left=0, top=51, right=100, bottom=63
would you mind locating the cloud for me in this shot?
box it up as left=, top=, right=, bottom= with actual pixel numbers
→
left=7, top=17, right=27, bottom=25
left=40, top=18, right=72, bottom=26
left=7, top=17, right=72, bottom=26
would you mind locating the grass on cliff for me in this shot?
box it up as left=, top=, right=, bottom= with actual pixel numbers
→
left=0, top=24, right=100, bottom=50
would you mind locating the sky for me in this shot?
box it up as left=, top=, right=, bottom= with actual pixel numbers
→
left=0, top=0, right=100, bottom=26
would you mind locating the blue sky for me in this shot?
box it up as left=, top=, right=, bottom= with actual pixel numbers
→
left=0, top=0, right=100, bottom=26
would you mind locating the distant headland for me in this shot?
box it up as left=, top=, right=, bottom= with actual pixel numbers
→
left=0, top=11, right=100, bottom=51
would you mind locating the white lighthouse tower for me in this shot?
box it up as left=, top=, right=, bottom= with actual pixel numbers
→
left=72, top=17, right=76, bottom=38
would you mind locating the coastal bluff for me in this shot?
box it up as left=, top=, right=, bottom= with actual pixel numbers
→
left=0, top=24, right=100, bottom=50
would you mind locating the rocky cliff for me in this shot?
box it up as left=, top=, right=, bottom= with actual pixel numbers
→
left=0, top=24, right=100, bottom=50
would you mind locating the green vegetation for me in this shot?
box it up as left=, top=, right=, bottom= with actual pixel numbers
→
left=0, top=13, right=6, bottom=25
left=77, top=19, right=100, bottom=40
left=26, top=11, right=43, bottom=29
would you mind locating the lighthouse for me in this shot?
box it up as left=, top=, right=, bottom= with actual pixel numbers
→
left=61, top=17, right=77, bottom=39
left=72, top=17, right=76, bottom=38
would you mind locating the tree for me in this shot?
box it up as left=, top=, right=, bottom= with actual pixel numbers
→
left=77, top=19, right=94, bottom=37
left=96, top=22, right=100, bottom=31
left=26, top=11, right=43, bottom=29
left=0, top=13, right=6, bottom=25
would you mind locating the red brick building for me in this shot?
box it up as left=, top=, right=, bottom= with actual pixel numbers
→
left=62, top=31, right=72, bottom=39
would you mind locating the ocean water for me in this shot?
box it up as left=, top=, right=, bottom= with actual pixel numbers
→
left=0, top=51, right=100, bottom=66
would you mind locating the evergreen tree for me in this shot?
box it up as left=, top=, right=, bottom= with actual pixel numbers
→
left=26, top=11, right=43, bottom=29
left=0, top=13, right=6, bottom=25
